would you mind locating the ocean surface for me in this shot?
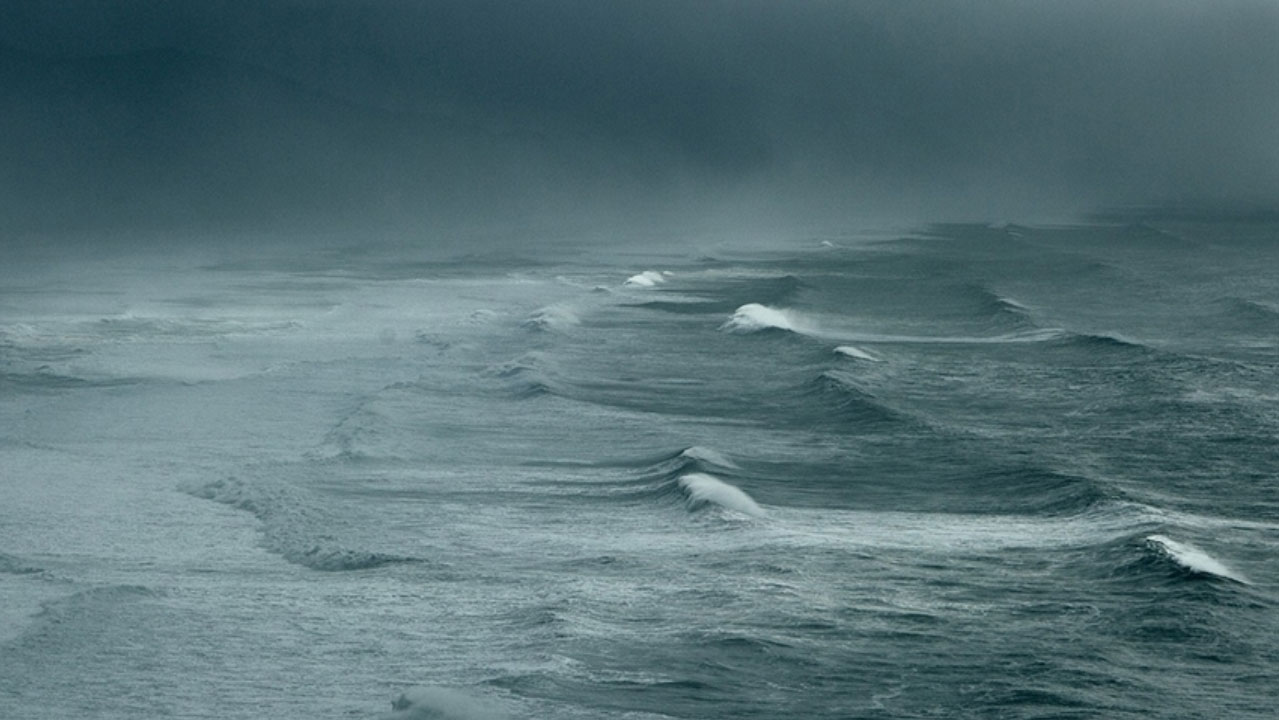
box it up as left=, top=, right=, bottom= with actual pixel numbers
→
left=2, top=221, right=1277, bottom=719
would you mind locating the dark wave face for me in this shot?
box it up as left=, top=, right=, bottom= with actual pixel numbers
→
left=1, top=219, right=1277, bottom=720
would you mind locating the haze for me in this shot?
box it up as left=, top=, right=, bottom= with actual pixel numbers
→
left=2, top=1, right=1276, bottom=245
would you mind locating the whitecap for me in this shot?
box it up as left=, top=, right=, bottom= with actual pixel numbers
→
left=678, top=473, right=766, bottom=517
left=721, top=303, right=799, bottom=334
left=624, top=270, right=666, bottom=287
left=834, top=345, right=880, bottom=362
left=1145, top=534, right=1250, bottom=584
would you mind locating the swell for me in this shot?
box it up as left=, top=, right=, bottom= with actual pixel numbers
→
left=182, top=475, right=418, bottom=571
left=936, top=465, right=1120, bottom=516
left=800, top=370, right=910, bottom=429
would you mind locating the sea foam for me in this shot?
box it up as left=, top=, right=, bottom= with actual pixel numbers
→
left=678, top=473, right=766, bottom=517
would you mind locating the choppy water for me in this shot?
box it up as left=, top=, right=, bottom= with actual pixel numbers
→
left=2, top=221, right=1277, bottom=719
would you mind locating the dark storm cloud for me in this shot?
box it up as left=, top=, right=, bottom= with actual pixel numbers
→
left=2, top=1, right=1276, bottom=237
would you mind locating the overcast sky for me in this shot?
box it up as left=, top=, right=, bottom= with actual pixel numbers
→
left=2, top=1, right=1276, bottom=240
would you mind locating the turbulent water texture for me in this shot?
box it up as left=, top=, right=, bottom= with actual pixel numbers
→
left=2, top=221, right=1278, bottom=718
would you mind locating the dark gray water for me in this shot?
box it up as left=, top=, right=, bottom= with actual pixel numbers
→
left=2, top=221, right=1277, bottom=718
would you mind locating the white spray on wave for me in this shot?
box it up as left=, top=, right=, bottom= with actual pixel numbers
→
left=721, top=303, right=801, bottom=334
left=678, top=473, right=766, bottom=517
left=1146, top=535, right=1250, bottom=584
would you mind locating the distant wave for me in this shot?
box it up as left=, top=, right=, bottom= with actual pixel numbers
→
left=1145, top=535, right=1250, bottom=584
left=521, top=305, right=580, bottom=332
left=183, top=476, right=417, bottom=572
left=1214, top=297, right=1279, bottom=332
left=0, top=552, right=43, bottom=575
left=0, top=368, right=145, bottom=394
left=721, top=303, right=804, bottom=334
left=624, top=270, right=667, bottom=287
left=562, top=446, right=765, bottom=519
left=91, top=314, right=302, bottom=340
left=678, top=473, right=766, bottom=517
left=633, top=274, right=804, bottom=317
left=487, top=352, right=562, bottom=399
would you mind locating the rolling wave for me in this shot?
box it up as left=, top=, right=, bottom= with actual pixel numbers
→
left=521, top=305, right=580, bottom=332
left=558, top=446, right=765, bottom=518
left=182, top=475, right=417, bottom=571
left=834, top=345, right=880, bottom=362
left=630, top=273, right=805, bottom=317
left=721, top=304, right=804, bottom=334
left=1145, top=535, right=1250, bottom=584
left=802, top=370, right=907, bottom=428
left=624, top=270, right=668, bottom=287
left=488, top=352, right=562, bottom=399
left=678, top=473, right=766, bottom=517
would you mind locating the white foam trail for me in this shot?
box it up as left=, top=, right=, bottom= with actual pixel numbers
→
left=679, top=473, right=765, bottom=517
left=1146, top=535, right=1250, bottom=584
left=624, top=270, right=666, bottom=287
left=834, top=345, right=880, bottom=362
left=679, top=446, right=739, bottom=469
left=721, top=303, right=799, bottom=333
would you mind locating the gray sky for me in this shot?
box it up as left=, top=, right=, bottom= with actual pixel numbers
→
left=2, top=1, right=1276, bottom=238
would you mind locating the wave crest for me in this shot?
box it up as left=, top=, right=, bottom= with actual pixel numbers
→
left=721, top=304, right=801, bottom=334
left=678, top=473, right=766, bottom=517
left=1145, top=535, right=1250, bottom=584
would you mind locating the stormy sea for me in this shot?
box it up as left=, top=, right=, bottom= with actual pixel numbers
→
left=1, top=219, right=1277, bottom=719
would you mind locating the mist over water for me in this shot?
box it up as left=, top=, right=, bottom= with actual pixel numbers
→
left=3, top=3, right=1279, bottom=719
left=2, top=1, right=1278, bottom=240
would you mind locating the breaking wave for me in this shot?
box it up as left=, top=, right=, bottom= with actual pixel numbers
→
left=721, top=303, right=804, bottom=334
left=624, top=270, right=667, bottom=287
left=521, top=305, right=580, bottom=332
left=678, top=472, right=766, bottom=517
left=1145, top=535, right=1250, bottom=584
left=834, top=345, right=880, bottom=362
